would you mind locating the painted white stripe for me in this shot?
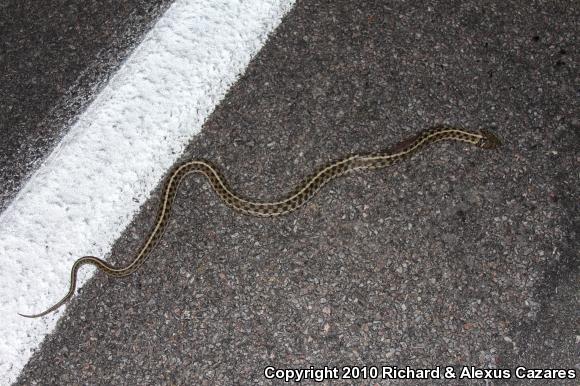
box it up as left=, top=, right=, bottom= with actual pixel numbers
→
left=0, top=0, right=294, bottom=383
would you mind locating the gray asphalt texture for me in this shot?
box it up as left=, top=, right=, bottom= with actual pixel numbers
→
left=0, top=0, right=174, bottom=212
left=14, top=0, right=579, bottom=385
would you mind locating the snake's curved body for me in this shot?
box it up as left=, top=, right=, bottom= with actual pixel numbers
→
left=20, top=127, right=500, bottom=318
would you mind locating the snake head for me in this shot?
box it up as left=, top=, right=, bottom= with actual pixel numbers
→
left=478, top=129, right=502, bottom=149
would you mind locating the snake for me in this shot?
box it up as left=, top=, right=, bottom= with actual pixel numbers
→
left=20, top=126, right=500, bottom=318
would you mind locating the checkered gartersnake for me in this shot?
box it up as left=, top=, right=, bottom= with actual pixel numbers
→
left=20, top=126, right=500, bottom=318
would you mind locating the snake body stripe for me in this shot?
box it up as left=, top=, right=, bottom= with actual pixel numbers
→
left=19, top=126, right=500, bottom=318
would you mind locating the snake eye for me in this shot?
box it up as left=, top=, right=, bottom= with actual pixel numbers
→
left=478, top=129, right=501, bottom=149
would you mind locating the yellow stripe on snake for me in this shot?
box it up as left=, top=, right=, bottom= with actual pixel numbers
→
left=20, top=126, right=500, bottom=318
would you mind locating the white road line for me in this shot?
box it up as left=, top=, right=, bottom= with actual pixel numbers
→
left=0, top=0, right=294, bottom=383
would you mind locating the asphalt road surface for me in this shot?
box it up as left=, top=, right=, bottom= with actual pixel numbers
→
left=4, top=0, right=578, bottom=384
left=0, top=0, right=174, bottom=212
